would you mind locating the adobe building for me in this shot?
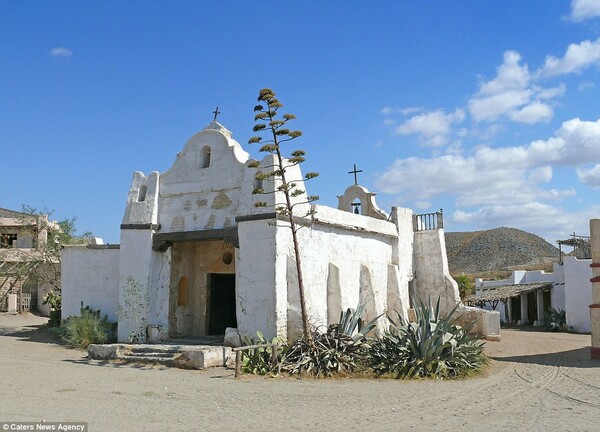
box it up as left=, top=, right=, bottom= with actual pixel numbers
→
left=62, top=121, right=498, bottom=343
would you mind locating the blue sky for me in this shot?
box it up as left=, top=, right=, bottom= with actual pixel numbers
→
left=2, top=0, right=600, bottom=244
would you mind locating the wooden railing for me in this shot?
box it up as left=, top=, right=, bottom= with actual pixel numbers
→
left=557, top=233, right=591, bottom=263
left=413, top=209, right=443, bottom=231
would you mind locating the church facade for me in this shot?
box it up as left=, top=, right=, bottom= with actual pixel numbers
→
left=62, top=121, right=498, bottom=343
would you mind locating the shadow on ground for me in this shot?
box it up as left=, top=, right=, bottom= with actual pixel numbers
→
left=0, top=324, right=62, bottom=344
left=491, top=347, right=599, bottom=369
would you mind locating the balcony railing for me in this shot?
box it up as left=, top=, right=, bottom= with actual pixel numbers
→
left=413, top=209, right=443, bottom=231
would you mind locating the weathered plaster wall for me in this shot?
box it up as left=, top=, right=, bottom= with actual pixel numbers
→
left=413, top=229, right=460, bottom=314
left=118, top=229, right=156, bottom=342
left=157, top=124, right=260, bottom=234
left=235, top=204, right=414, bottom=341
left=168, top=240, right=235, bottom=338
left=236, top=218, right=280, bottom=339
left=148, top=249, right=170, bottom=338
left=61, top=246, right=120, bottom=322
left=122, top=171, right=159, bottom=225
left=390, top=207, right=414, bottom=320
left=281, top=205, right=411, bottom=340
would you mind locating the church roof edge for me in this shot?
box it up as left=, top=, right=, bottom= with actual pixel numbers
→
left=202, top=121, right=233, bottom=138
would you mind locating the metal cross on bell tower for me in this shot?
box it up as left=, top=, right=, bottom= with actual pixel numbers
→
left=348, top=163, right=363, bottom=185
left=212, top=106, right=221, bottom=122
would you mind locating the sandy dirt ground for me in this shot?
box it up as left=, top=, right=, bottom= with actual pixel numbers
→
left=0, top=313, right=598, bottom=432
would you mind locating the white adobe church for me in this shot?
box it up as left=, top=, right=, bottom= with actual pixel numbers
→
left=62, top=120, right=499, bottom=343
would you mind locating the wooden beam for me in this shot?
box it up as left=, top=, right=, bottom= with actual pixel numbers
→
left=152, top=227, right=239, bottom=251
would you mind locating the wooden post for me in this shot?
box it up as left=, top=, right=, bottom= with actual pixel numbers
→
left=235, top=351, right=241, bottom=378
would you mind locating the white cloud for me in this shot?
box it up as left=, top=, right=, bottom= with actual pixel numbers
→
left=555, top=117, right=600, bottom=164
left=468, top=51, right=561, bottom=124
left=394, top=108, right=465, bottom=147
left=528, top=166, right=553, bottom=183
left=479, top=51, right=531, bottom=94
left=577, top=163, right=600, bottom=187
left=414, top=201, right=432, bottom=210
left=375, top=117, right=600, bottom=208
left=450, top=202, right=600, bottom=242
left=381, top=106, right=422, bottom=116
left=540, top=38, right=600, bottom=76
left=400, top=107, right=422, bottom=115
left=570, top=0, right=600, bottom=22
left=50, top=47, right=73, bottom=57
left=469, top=89, right=532, bottom=122
left=509, top=101, right=553, bottom=124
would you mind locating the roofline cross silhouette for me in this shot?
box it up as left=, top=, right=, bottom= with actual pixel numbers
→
left=348, top=163, right=363, bottom=185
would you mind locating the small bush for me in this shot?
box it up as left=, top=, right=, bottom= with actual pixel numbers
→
left=453, top=273, right=472, bottom=299
left=62, top=303, right=117, bottom=349
left=240, top=331, right=285, bottom=375
left=43, top=291, right=62, bottom=328
left=369, top=299, right=487, bottom=379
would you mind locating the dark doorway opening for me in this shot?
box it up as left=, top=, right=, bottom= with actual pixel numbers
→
left=208, top=273, right=237, bottom=335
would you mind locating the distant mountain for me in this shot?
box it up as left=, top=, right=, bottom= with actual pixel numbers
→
left=445, top=227, right=560, bottom=275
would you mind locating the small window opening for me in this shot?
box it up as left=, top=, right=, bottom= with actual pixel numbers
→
left=177, top=277, right=188, bottom=306
left=137, top=185, right=147, bottom=202
left=201, top=146, right=211, bottom=168
left=351, top=200, right=361, bottom=214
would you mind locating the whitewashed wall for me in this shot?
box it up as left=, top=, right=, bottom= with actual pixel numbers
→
left=563, top=256, right=592, bottom=333
left=235, top=204, right=414, bottom=342
left=157, top=123, right=263, bottom=234
left=236, top=218, right=280, bottom=339
left=61, top=246, right=120, bottom=322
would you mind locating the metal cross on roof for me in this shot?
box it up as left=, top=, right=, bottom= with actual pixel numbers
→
left=212, top=106, right=221, bottom=121
left=348, top=163, right=363, bottom=185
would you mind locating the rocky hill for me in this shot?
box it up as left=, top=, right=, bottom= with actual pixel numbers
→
left=445, top=227, right=560, bottom=275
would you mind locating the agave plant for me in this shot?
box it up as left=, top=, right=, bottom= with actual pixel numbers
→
left=544, top=307, right=571, bottom=332
left=369, top=298, right=487, bottom=379
left=279, top=303, right=379, bottom=376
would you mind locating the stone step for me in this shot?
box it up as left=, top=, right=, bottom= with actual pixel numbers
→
left=127, top=346, right=183, bottom=355
left=88, top=343, right=235, bottom=369
left=126, top=351, right=178, bottom=358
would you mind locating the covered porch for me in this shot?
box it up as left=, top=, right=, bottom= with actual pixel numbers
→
left=464, top=282, right=553, bottom=326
